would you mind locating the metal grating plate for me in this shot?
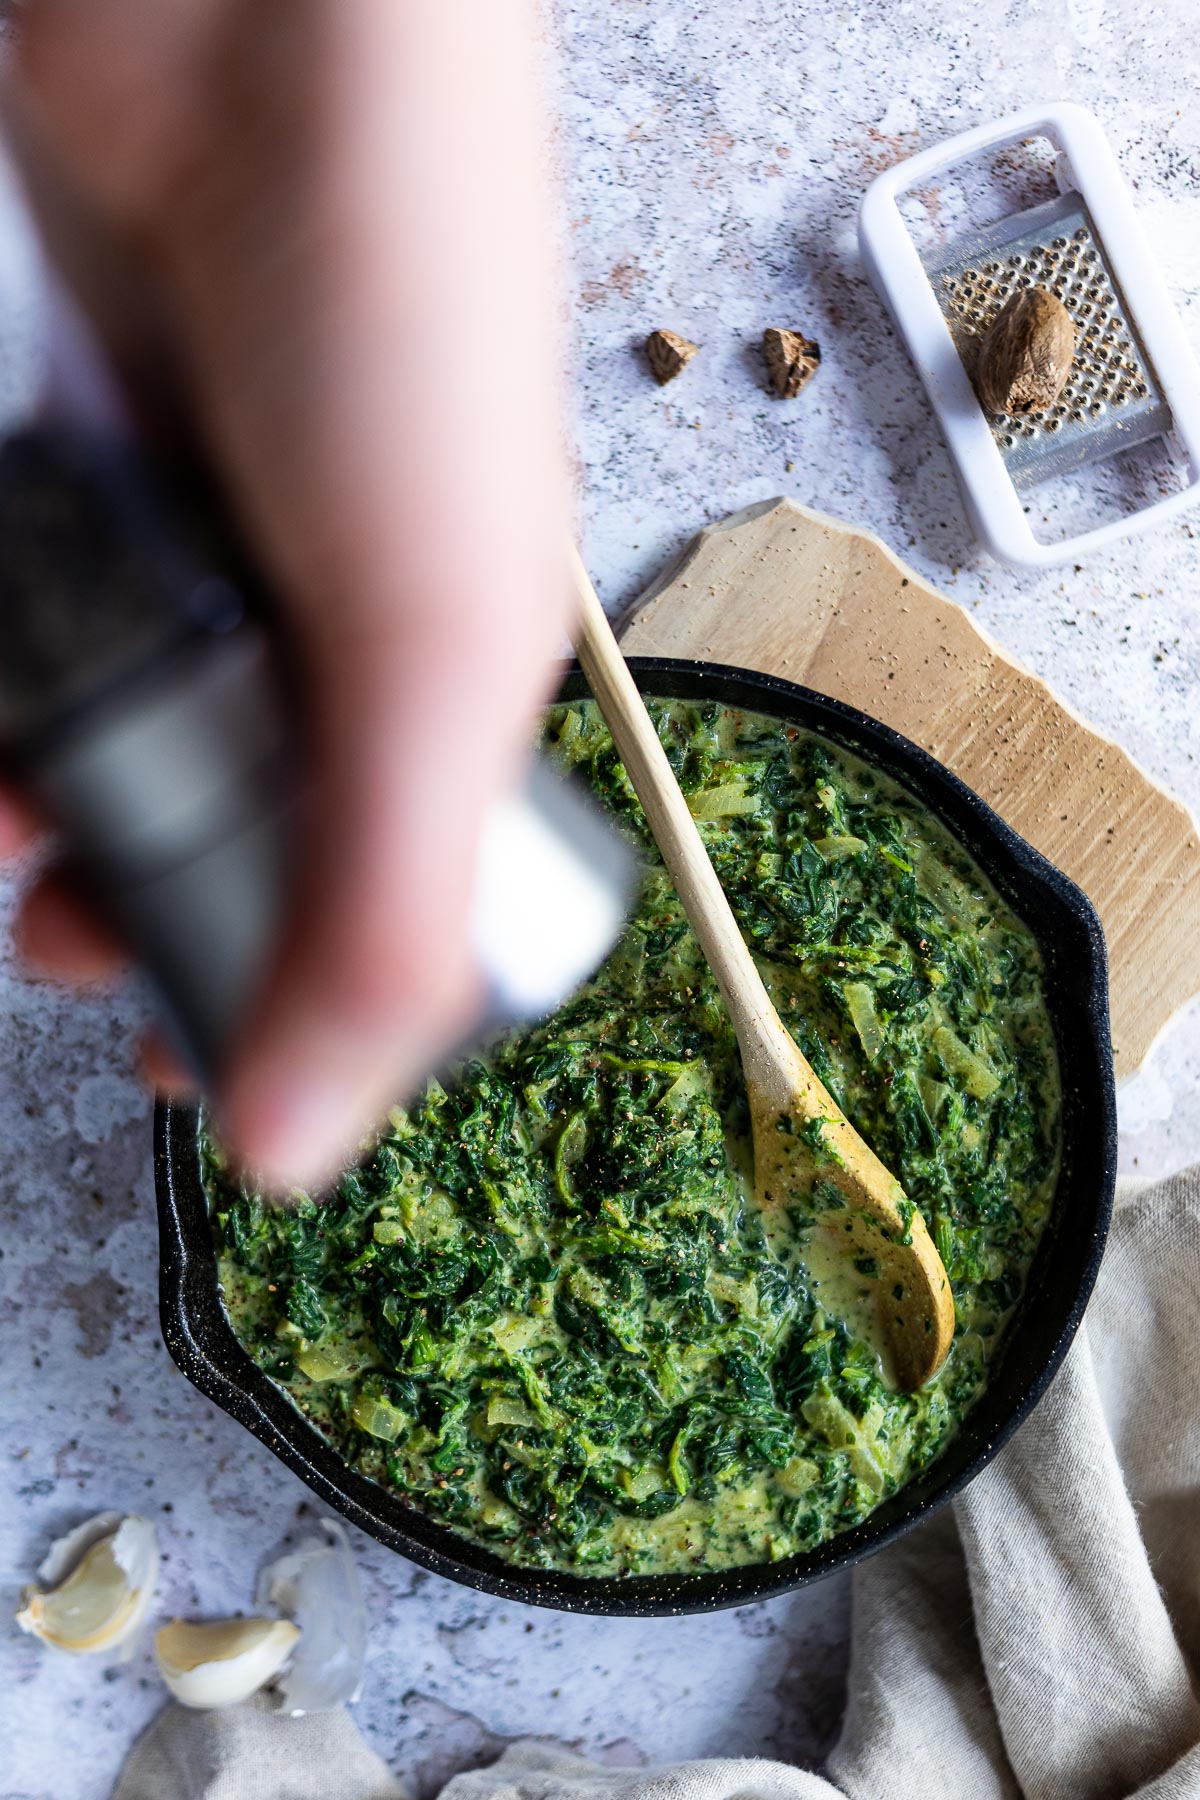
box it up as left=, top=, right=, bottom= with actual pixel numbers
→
left=925, top=192, right=1172, bottom=490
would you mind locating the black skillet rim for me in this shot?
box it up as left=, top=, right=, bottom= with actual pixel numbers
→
left=156, top=657, right=1117, bottom=1617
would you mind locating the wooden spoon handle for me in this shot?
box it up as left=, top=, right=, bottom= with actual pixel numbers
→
left=572, top=550, right=954, bottom=1389
left=571, top=548, right=797, bottom=1074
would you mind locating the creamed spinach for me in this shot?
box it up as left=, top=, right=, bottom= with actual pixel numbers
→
left=208, top=700, right=1060, bottom=1577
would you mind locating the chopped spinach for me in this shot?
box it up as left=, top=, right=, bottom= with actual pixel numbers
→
left=208, top=700, right=1059, bottom=1577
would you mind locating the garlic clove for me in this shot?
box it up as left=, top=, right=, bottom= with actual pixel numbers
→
left=156, top=1616, right=301, bottom=1709
left=16, top=1513, right=159, bottom=1654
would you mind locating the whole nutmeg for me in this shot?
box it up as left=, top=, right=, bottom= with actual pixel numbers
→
left=973, top=287, right=1075, bottom=416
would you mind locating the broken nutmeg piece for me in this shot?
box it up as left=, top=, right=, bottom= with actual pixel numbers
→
left=973, top=287, right=1076, bottom=416
left=763, top=328, right=821, bottom=398
left=645, top=329, right=699, bottom=385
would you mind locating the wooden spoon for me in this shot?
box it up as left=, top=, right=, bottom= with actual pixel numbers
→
left=570, top=548, right=954, bottom=1390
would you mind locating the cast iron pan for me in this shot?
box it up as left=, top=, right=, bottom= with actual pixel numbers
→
left=156, top=658, right=1117, bottom=1616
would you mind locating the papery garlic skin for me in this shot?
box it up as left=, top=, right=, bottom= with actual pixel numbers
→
left=257, top=1518, right=366, bottom=1715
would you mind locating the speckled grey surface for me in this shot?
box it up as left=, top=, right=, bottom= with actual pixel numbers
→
left=4, top=3, right=1200, bottom=1797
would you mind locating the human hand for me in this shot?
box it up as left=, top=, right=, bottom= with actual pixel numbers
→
left=4, top=0, right=569, bottom=1188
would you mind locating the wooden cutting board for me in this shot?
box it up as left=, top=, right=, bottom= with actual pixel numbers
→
left=618, top=495, right=1200, bottom=1078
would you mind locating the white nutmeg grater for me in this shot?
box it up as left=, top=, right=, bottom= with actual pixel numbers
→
left=858, top=102, right=1200, bottom=567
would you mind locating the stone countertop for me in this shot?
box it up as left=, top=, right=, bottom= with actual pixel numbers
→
left=4, top=2, right=1199, bottom=1796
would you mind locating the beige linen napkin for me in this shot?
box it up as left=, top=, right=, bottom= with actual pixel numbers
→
left=116, top=1168, right=1200, bottom=1800
left=114, top=1692, right=407, bottom=1800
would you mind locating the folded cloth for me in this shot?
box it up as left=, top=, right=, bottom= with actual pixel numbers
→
left=113, top=1692, right=407, bottom=1800
left=115, top=1168, right=1200, bottom=1800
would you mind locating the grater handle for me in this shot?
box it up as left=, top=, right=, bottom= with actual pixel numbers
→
left=861, top=103, right=1088, bottom=203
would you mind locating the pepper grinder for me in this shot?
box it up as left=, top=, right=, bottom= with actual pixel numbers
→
left=0, top=170, right=633, bottom=1082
